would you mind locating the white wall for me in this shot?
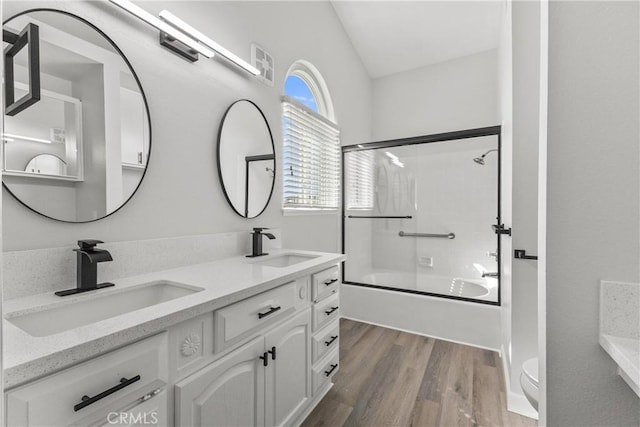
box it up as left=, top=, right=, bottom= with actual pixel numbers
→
left=507, top=0, right=541, bottom=417
left=546, top=2, right=640, bottom=426
left=372, top=49, right=499, bottom=141
left=497, top=0, right=514, bottom=405
left=2, top=0, right=371, bottom=252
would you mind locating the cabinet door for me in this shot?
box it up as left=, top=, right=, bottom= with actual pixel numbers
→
left=175, top=336, right=265, bottom=427
left=264, top=308, right=312, bottom=427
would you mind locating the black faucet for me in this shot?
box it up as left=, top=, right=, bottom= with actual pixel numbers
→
left=55, top=240, right=115, bottom=296
left=247, top=228, right=276, bottom=258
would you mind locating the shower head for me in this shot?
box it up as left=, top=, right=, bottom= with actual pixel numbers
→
left=473, top=149, right=497, bottom=165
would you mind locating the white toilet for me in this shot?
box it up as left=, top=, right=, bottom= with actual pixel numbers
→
left=520, top=357, right=539, bottom=411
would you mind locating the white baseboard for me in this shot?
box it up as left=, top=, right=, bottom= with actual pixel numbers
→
left=341, top=315, right=501, bottom=352
left=500, top=345, right=539, bottom=420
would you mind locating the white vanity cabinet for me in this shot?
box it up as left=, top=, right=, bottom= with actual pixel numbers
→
left=175, top=303, right=312, bottom=427
left=4, top=259, right=342, bottom=427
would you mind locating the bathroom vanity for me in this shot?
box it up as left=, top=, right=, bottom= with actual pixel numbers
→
left=3, top=249, right=344, bottom=426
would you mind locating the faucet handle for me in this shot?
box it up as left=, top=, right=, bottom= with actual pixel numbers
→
left=252, top=228, right=269, bottom=234
left=77, top=239, right=104, bottom=250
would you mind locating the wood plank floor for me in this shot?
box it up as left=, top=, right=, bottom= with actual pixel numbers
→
left=302, top=319, right=536, bottom=427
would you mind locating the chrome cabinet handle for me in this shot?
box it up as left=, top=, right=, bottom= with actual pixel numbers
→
left=258, top=305, right=281, bottom=319
left=74, top=375, right=141, bottom=412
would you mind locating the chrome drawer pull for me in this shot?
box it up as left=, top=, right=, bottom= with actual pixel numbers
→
left=324, top=335, right=338, bottom=346
left=258, top=305, right=281, bottom=319
left=324, top=363, right=338, bottom=376
left=323, top=278, right=338, bottom=286
left=74, top=375, right=141, bottom=412
left=324, top=306, right=339, bottom=316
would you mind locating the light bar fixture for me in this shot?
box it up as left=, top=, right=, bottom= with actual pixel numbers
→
left=3, top=133, right=51, bottom=144
left=159, top=10, right=260, bottom=76
left=108, top=0, right=215, bottom=59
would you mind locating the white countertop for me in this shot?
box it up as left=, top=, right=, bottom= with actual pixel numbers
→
left=599, top=334, right=640, bottom=398
left=3, top=249, right=345, bottom=389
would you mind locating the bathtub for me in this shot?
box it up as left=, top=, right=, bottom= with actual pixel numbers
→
left=358, top=270, right=498, bottom=302
left=342, top=270, right=502, bottom=350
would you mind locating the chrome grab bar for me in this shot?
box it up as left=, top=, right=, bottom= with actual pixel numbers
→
left=398, top=231, right=455, bottom=239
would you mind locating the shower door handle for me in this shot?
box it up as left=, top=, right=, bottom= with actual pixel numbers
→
left=492, top=224, right=511, bottom=236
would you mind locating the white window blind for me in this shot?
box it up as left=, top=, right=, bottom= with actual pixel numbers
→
left=282, top=96, right=340, bottom=210
left=345, top=150, right=375, bottom=210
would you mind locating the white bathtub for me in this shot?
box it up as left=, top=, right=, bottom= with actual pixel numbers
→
left=357, top=270, right=498, bottom=302
left=342, top=270, right=502, bottom=350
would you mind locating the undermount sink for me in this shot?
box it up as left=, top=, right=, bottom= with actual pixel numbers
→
left=252, top=253, right=319, bottom=268
left=6, top=281, right=204, bottom=337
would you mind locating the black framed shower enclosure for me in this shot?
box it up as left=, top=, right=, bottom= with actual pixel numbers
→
left=341, top=126, right=502, bottom=306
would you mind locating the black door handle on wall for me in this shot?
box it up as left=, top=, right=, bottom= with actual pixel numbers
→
left=514, top=249, right=538, bottom=260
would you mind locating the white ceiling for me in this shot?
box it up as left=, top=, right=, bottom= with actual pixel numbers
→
left=331, top=1, right=504, bottom=79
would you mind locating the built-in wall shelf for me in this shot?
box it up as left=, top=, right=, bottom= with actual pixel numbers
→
left=122, top=162, right=145, bottom=171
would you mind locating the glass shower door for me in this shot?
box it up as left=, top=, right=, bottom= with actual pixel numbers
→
left=343, top=132, right=500, bottom=304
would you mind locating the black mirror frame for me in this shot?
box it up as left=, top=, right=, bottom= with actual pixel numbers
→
left=1, top=8, right=152, bottom=223
left=216, top=99, right=276, bottom=219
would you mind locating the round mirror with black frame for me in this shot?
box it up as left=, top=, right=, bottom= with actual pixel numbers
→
left=217, top=99, right=275, bottom=218
left=2, top=9, right=151, bottom=223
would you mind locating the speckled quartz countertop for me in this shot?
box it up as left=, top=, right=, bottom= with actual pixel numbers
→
left=3, top=249, right=345, bottom=389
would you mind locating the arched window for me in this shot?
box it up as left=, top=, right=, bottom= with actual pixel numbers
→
left=282, top=61, right=340, bottom=211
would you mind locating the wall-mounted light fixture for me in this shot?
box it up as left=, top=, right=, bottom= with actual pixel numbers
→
left=2, top=133, right=52, bottom=144
left=158, top=10, right=260, bottom=75
left=108, top=0, right=215, bottom=60
left=109, top=0, right=260, bottom=76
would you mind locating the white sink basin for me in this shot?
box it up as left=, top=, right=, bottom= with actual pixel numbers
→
left=252, top=253, right=319, bottom=268
left=6, top=281, right=203, bottom=337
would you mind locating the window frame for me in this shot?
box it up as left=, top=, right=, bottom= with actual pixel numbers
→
left=282, top=61, right=339, bottom=214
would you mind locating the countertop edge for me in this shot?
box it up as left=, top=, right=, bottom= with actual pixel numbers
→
left=599, top=333, right=640, bottom=398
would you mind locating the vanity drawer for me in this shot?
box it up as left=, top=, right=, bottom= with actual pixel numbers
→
left=312, top=265, right=340, bottom=302
left=214, top=282, right=297, bottom=351
left=312, top=349, right=339, bottom=396
left=312, top=320, right=340, bottom=364
left=312, top=292, right=340, bottom=332
left=6, top=333, right=168, bottom=427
